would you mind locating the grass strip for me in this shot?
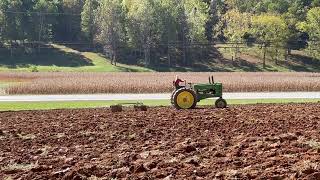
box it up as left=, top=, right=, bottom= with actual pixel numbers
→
left=0, top=98, right=319, bottom=111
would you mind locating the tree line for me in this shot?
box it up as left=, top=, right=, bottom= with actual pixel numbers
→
left=0, top=0, right=320, bottom=67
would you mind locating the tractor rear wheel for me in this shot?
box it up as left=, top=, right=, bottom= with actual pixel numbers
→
left=172, top=88, right=197, bottom=109
left=171, top=90, right=177, bottom=104
left=215, top=98, right=227, bottom=108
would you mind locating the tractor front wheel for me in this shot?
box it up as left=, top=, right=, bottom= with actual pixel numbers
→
left=172, top=88, right=197, bottom=109
left=215, top=98, right=227, bottom=108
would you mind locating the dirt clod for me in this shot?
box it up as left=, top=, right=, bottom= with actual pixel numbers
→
left=303, top=172, right=320, bottom=180
left=185, top=145, right=197, bottom=153
left=31, top=165, right=52, bottom=172
left=110, top=105, right=122, bottom=112
left=0, top=129, right=4, bottom=136
left=279, top=133, right=298, bottom=142
left=134, top=105, right=148, bottom=111
left=134, top=164, right=148, bottom=173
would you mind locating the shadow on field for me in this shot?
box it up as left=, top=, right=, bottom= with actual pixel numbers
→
left=0, top=44, right=93, bottom=68
left=146, top=47, right=264, bottom=72
left=151, top=57, right=264, bottom=72
left=116, top=66, right=147, bottom=72
left=278, top=53, right=320, bottom=72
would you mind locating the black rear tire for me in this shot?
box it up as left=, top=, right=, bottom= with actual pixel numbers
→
left=171, top=90, right=177, bottom=105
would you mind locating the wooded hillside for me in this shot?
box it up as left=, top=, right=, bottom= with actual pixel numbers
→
left=0, top=0, right=319, bottom=68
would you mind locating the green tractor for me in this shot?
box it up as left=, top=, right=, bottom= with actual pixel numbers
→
left=171, top=76, right=227, bottom=109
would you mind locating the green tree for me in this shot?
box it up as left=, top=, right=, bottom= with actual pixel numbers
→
left=206, top=0, right=227, bottom=41
left=0, top=0, right=24, bottom=41
left=298, top=7, right=320, bottom=58
left=180, top=0, right=209, bottom=65
left=124, top=0, right=166, bottom=66
left=266, top=0, right=290, bottom=14
left=176, top=0, right=190, bottom=65
left=81, top=0, right=97, bottom=43
left=184, top=0, right=209, bottom=42
left=156, top=0, right=179, bottom=66
left=312, top=0, right=320, bottom=7
left=251, top=14, right=289, bottom=67
left=95, top=0, right=125, bottom=65
left=0, top=7, right=4, bottom=41
left=224, top=0, right=260, bottom=12
left=223, top=9, right=251, bottom=60
left=54, top=0, right=84, bottom=41
left=33, top=0, right=59, bottom=41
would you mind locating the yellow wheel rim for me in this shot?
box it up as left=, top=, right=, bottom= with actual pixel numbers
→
left=176, top=91, right=195, bottom=109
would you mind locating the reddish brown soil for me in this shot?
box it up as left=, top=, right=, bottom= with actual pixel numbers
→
left=1, top=104, right=320, bottom=179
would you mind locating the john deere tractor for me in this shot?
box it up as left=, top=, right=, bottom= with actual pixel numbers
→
left=171, top=76, right=227, bottom=109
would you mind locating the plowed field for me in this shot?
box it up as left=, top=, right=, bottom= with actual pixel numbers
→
left=1, top=104, right=320, bottom=179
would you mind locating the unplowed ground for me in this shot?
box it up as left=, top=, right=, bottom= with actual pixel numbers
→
left=1, top=104, right=320, bottom=179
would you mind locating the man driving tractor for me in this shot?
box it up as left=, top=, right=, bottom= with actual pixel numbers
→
left=173, top=75, right=185, bottom=90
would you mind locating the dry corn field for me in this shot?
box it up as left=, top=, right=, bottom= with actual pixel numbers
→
left=1, top=72, right=320, bottom=94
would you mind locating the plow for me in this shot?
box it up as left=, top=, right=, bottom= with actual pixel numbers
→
left=110, top=102, right=148, bottom=112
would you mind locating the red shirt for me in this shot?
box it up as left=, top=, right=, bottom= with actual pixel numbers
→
left=174, top=79, right=184, bottom=87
